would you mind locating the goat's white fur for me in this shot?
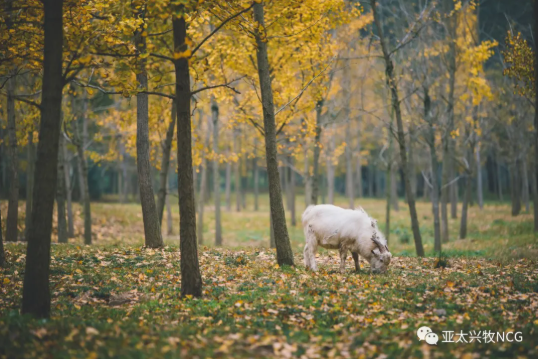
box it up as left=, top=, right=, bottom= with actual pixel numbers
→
left=302, top=204, right=391, bottom=273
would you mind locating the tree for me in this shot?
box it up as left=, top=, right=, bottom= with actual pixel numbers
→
left=22, top=0, right=64, bottom=318
left=371, top=0, right=425, bottom=257
left=134, top=19, right=164, bottom=249
left=172, top=9, right=202, bottom=297
left=253, top=1, right=294, bottom=266
left=212, top=98, right=223, bottom=245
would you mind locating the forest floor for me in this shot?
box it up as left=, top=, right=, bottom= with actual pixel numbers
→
left=1, top=196, right=538, bottom=358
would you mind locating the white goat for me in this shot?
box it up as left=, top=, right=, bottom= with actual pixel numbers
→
left=302, top=204, right=392, bottom=273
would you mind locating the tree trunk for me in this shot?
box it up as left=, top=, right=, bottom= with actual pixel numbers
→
left=327, top=156, right=335, bottom=204
left=6, top=74, right=19, bottom=242
left=460, top=169, right=472, bottom=239
left=356, top=116, right=363, bottom=198
left=76, top=122, right=91, bottom=245
left=197, top=112, right=212, bottom=245
left=120, top=142, right=129, bottom=203
left=391, top=165, right=399, bottom=211
left=522, top=157, right=530, bottom=212
left=368, top=161, right=374, bottom=197
left=225, top=157, right=231, bottom=211
left=166, top=176, right=173, bottom=235
left=345, top=124, right=354, bottom=208
left=269, top=212, right=275, bottom=248
left=234, top=128, right=241, bottom=212
left=408, top=125, right=417, bottom=198
left=173, top=14, right=202, bottom=297
left=253, top=2, right=294, bottom=266
left=424, top=89, right=441, bottom=252
left=534, top=0, right=538, bottom=230
left=511, top=159, right=522, bottom=216
left=22, top=0, right=64, bottom=318
left=372, top=0, right=424, bottom=256
left=135, top=31, right=163, bottom=249
left=310, top=100, right=323, bottom=205
left=254, top=139, right=259, bottom=211
left=57, top=133, right=68, bottom=244
left=476, top=143, right=483, bottom=210
left=157, top=103, right=176, bottom=225
left=63, top=141, right=74, bottom=237
left=25, top=131, right=35, bottom=240
left=289, top=157, right=296, bottom=226
left=497, top=156, right=504, bottom=201
left=450, top=165, right=458, bottom=219
left=0, top=209, right=4, bottom=267
left=212, top=99, right=222, bottom=245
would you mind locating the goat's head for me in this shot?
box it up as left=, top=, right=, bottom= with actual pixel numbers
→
left=370, top=231, right=392, bottom=273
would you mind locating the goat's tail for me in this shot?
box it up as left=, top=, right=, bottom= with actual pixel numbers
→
left=301, top=205, right=315, bottom=227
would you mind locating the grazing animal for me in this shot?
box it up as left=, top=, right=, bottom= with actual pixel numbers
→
left=302, top=204, right=391, bottom=273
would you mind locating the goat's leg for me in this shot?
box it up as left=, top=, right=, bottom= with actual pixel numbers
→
left=339, top=246, right=347, bottom=273
left=351, top=251, right=360, bottom=272
left=304, top=226, right=318, bottom=271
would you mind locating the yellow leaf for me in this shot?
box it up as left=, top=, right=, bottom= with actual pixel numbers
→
left=3, top=278, right=10, bottom=285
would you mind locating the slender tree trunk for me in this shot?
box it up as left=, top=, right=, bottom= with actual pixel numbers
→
left=345, top=124, right=354, bottom=208
left=522, top=158, right=530, bottom=212
left=356, top=116, right=363, bottom=198
left=289, top=157, right=296, bottom=226
left=135, top=31, right=163, bottom=249
left=22, top=0, right=64, bottom=318
left=57, top=132, right=68, bottom=243
left=424, top=89, right=441, bottom=252
left=408, top=125, right=417, bottom=197
left=385, top=113, right=394, bottom=240
left=368, top=161, right=374, bottom=197
left=157, top=103, right=176, bottom=225
left=511, top=159, right=522, bottom=216
left=225, top=157, right=231, bottom=211
left=0, top=209, right=4, bottom=267
left=197, top=112, right=211, bottom=245
left=64, top=142, right=74, bottom=237
left=6, top=74, right=19, bottom=242
left=25, top=131, right=35, bottom=240
left=120, top=142, right=129, bottom=203
left=450, top=165, right=458, bottom=219
left=534, top=0, right=538, bottom=230
left=304, top=145, right=311, bottom=207
left=254, top=140, right=259, bottom=211
left=460, top=170, right=472, bottom=239
left=165, top=183, right=173, bottom=236
left=173, top=14, right=202, bottom=297
left=372, top=0, right=424, bottom=256
left=391, top=165, right=399, bottom=211
left=234, top=128, right=241, bottom=212
left=497, top=156, right=504, bottom=201
left=327, top=157, right=335, bottom=204
left=76, top=123, right=91, bottom=245
left=310, top=100, right=323, bottom=205
left=253, top=2, right=294, bottom=266
left=212, top=99, right=222, bottom=245
left=476, top=143, right=483, bottom=210
left=269, top=212, right=275, bottom=248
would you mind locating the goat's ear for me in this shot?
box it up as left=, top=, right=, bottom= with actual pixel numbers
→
left=371, top=248, right=381, bottom=257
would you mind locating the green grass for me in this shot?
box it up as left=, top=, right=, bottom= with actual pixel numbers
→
left=1, top=195, right=537, bottom=358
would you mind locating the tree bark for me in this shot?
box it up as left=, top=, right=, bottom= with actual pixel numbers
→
left=22, top=0, right=64, bottom=318
left=511, top=159, right=522, bottom=216
left=57, top=133, right=68, bottom=243
left=166, top=178, right=173, bottom=235
left=289, top=157, right=296, bottom=226
left=157, top=103, right=176, bottom=225
left=372, top=0, right=424, bottom=256
left=173, top=14, right=202, bottom=297
left=6, top=74, right=19, bottom=242
left=197, top=113, right=211, bottom=245
left=25, top=131, right=35, bottom=240
left=310, top=100, right=323, bottom=205
left=460, top=169, right=472, bottom=239
left=253, top=2, right=294, bottom=266
left=76, top=119, right=91, bottom=245
left=63, top=141, right=74, bottom=237
left=234, top=128, right=241, bottom=212
left=135, top=30, right=163, bottom=249
left=391, top=165, right=399, bottom=211
left=225, top=156, right=231, bottom=211
left=476, top=143, right=483, bottom=210
left=212, top=99, right=222, bottom=245
left=424, top=88, right=441, bottom=252
left=522, top=157, right=530, bottom=212
left=534, top=0, right=538, bottom=230
left=0, top=208, right=4, bottom=267
left=355, top=115, right=363, bottom=198
left=254, top=139, right=259, bottom=211
left=327, top=129, right=335, bottom=204
left=450, top=165, right=458, bottom=219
